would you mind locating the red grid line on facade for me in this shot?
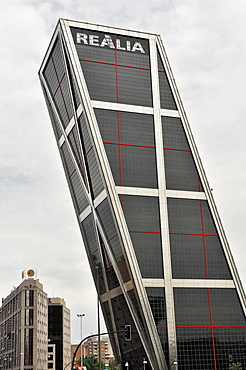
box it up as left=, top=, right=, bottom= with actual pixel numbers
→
left=199, top=200, right=209, bottom=279
left=101, top=240, right=118, bottom=289
left=117, top=116, right=123, bottom=187
left=90, top=247, right=99, bottom=255
left=114, top=36, right=120, bottom=104
left=51, top=56, right=70, bottom=122
left=169, top=232, right=217, bottom=236
left=103, top=141, right=190, bottom=152
left=79, top=58, right=150, bottom=71
left=107, top=233, right=118, bottom=242
left=198, top=184, right=217, bottom=370
left=85, top=146, right=93, bottom=156
left=113, top=38, right=138, bottom=369
left=104, top=141, right=155, bottom=149
left=104, top=141, right=191, bottom=152
left=68, top=168, right=77, bottom=179
left=78, top=159, right=85, bottom=167
left=53, top=72, right=66, bottom=97
left=208, top=287, right=217, bottom=370
left=70, top=130, right=87, bottom=183
left=89, top=234, right=118, bottom=256
left=71, top=129, right=82, bottom=162
left=78, top=160, right=87, bottom=184
left=164, top=147, right=190, bottom=152
left=113, top=35, right=124, bottom=210
left=129, top=230, right=160, bottom=234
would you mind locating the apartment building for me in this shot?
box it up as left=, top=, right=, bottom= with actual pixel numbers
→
left=0, top=272, right=70, bottom=370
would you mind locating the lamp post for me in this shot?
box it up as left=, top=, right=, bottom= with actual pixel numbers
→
left=170, top=360, right=177, bottom=369
left=64, top=361, right=74, bottom=370
left=143, top=358, right=147, bottom=370
left=77, top=314, right=85, bottom=369
left=95, top=266, right=101, bottom=370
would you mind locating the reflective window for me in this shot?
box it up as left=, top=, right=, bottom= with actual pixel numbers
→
left=100, top=233, right=120, bottom=291
left=60, top=142, right=89, bottom=213
left=146, top=287, right=168, bottom=362
left=168, top=198, right=232, bottom=280
left=96, top=199, right=130, bottom=283
left=24, top=328, right=33, bottom=365
left=174, top=288, right=246, bottom=370
left=157, top=50, right=177, bottom=110
left=168, top=198, right=217, bottom=235
left=162, top=116, right=203, bottom=192
left=42, top=88, right=63, bottom=140
left=43, top=37, right=73, bottom=128
left=122, top=195, right=163, bottom=278
left=71, top=28, right=152, bottom=106
left=25, top=309, right=34, bottom=326
left=25, top=290, right=34, bottom=307
left=79, top=113, right=105, bottom=198
left=95, top=109, right=157, bottom=188
left=170, top=234, right=232, bottom=280
left=68, top=125, right=87, bottom=187
left=111, top=293, right=147, bottom=368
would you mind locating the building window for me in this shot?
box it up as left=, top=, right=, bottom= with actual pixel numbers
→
left=25, top=309, right=34, bottom=325
left=25, top=290, right=34, bottom=307
left=24, top=328, right=33, bottom=365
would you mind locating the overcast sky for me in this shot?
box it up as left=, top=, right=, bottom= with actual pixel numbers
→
left=1, top=0, right=246, bottom=344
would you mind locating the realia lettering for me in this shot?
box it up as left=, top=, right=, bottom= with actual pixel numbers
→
left=76, top=33, right=145, bottom=54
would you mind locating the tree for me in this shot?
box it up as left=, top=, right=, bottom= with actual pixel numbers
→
left=108, top=359, right=121, bottom=370
left=229, top=363, right=242, bottom=370
left=76, top=355, right=105, bottom=370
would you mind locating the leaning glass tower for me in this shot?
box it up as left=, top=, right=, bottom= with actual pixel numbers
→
left=39, top=19, right=246, bottom=370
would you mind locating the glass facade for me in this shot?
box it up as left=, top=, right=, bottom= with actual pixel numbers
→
left=25, top=290, right=34, bottom=307
left=24, top=328, right=33, bottom=365
left=94, top=109, right=157, bottom=189
left=70, top=28, right=152, bottom=106
left=39, top=19, right=246, bottom=370
left=48, top=306, right=63, bottom=370
left=174, top=288, right=246, bottom=370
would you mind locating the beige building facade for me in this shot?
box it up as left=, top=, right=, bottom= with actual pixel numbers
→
left=0, top=273, right=70, bottom=370
left=0, top=276, right=48, bottom=370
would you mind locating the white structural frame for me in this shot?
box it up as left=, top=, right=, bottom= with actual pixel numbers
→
left=39, top=18, right=246, bottom=370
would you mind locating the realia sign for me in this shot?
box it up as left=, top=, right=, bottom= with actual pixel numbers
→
left=76, top=33, right=146, bottom=54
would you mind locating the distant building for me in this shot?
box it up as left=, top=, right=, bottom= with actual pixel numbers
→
left=0, top=272, right=70, bottom=370
left=70, top=343, right=85, bottom=364
left=84, top=336, right=114, bottom=363
left=71, top=336, right=114, bottom=364
left=0, top=274, right=48, bottom=369
left=48, top=297, right=70, bottom=370
left=48, top=343, right=56, bottom=370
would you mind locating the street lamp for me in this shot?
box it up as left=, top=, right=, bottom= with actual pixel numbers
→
left=77, top=314, right=85, bottom=368
left=64, top=361, right=75, bottom=370
left=95, top=266, right=101, bottom=370
left=143, top=358, right=147, bottom=370
left=170, top=360, right=177, bottom=369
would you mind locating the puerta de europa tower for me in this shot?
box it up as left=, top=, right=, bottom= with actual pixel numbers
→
left=39, top=19, right=246, bottom=370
